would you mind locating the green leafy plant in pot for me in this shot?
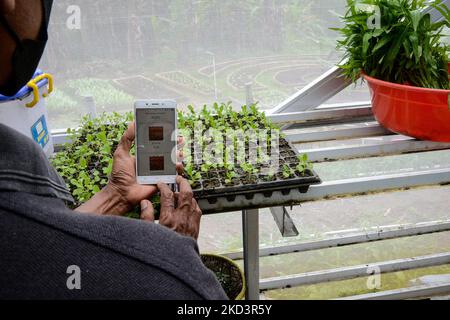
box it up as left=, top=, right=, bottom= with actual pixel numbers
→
left=334, top=0, right=450, bottom=142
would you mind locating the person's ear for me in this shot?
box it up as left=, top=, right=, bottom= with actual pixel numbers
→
left=0, top=0, right=15, bottom=14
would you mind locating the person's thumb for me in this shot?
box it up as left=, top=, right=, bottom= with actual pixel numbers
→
left=140, top=200, right=155, bottom=222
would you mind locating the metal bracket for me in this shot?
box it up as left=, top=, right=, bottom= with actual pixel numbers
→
left=270, top=206, right=299, bottom=237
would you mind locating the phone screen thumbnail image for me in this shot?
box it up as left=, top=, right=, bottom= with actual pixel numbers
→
left=149, top=127, right=164, bottom=141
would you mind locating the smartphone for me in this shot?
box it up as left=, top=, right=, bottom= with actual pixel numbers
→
left=135, top=99, right=178, bottom=185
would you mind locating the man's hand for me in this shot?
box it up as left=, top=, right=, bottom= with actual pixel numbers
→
left=140, top=176, right=202, bottom=240
left=76, top=122, right=182, bottom=216
left=107, top=122, right=158, bottom=212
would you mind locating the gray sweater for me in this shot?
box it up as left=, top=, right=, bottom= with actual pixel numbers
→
left=0, top=124, right=227, bottom=300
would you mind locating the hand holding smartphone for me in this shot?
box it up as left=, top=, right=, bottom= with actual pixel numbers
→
left=135, top=100, right=178, bottom=185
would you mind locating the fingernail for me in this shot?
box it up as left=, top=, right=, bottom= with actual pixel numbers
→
left=141, top=201, right=148, bottom=211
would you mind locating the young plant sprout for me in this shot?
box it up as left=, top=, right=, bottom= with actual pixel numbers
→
left=282, top=164, right=295, bottom=179
left=241, top=105, right=249, bottom=117
left=257, top=147, right=270, bottom=165
left=222, top=150, right=235, bottom=172
left=258, top=110, right=270, bottom=128
left=296, top=154, right=313, bottom=175
left=177, top=110, right=186, bottom=128
left=201, top=105, right=210, bottom=118
left=213, top=102, right=225, bottom=119
left=184, top=162, right=201, bottom=186
left=201, top=163, right=211, bottom=173
left=241, top=163, right=258, bottom=176
left=224, top=170, right=236, bottom=185
left=250, top=104, right=259, bottom=116
left=188, top=105, right=196, bottom=115
left=262, top=167, right=277, bottom=182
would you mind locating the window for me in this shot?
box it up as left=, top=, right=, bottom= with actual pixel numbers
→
left=40, top=0, right=369, bottom=129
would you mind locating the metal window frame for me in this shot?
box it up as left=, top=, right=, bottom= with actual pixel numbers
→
left=224, top=221, right=450, bottom=261
left=302, top=139, right=450, bottom=162
left=260, top=252, right=450, bottom=291
left=337, top=283, right=450, bottom=300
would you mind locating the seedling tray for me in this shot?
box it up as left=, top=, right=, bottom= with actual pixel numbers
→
left=184, top=137, right=321, bottom=214
left=53, top=105, right=322, bottom=217
left=177, top=104, right=322, bottom=214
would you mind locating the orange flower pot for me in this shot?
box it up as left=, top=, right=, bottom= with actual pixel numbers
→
left=363, top=64, right=450, bottom=142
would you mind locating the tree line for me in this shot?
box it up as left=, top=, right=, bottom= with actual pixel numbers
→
left=41, top=0, right=344, bottom=77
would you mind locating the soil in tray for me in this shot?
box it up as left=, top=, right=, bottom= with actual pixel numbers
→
left=190, top=181, right=202, bottom=191
left=277, top=172, right=295, bottom=180
left=220, top=178, right=241, bottom=187
left=242, top=175, right=258, bottom=185
left=294, top=171, right=309, bottom=178
left=203, top=179, right=221, bottom=189
left=197, top=170, right=216, bottom=180
left=281, top=150, right=296, bottom=157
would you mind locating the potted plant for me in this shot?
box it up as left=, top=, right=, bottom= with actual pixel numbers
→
left=200, top=254, right=246, bottom=300
left=335, top=0, right=450, bottom=142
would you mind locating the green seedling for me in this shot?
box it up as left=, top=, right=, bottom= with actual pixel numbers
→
left=185, top=165, right=202, bottom=186
left=282, top=164, right=295, bottom=179
left=52, top=112, right=134, bottom=208
left=262, top=167, right=277, bottom=182
left=296, top=154, right=313, bottom=175
left=224, top=170, right=236, bottom=185
left=200, top=163, right=211, bottom=173
left=257, top=147, right=271, bottom=165
left=241, top=163, right=258, bottom=176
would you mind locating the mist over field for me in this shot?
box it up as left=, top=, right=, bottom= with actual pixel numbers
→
left=40, top=0, right=369, bottom=128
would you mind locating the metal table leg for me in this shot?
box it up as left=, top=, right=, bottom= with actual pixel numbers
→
left=242, top=209, right=260, bottom=300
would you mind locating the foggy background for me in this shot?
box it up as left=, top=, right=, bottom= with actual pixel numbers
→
left=39, top=0, right=369, bottom=129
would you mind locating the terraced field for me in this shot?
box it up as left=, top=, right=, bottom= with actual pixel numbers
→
left=48, top=54, right=369, bottom=128
left=195, top=54, right=336, bottom=109
left=113, top=75, right=186, bottom=101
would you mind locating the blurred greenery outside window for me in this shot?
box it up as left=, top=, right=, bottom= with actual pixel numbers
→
left=39, top=0, right=371, bottom=129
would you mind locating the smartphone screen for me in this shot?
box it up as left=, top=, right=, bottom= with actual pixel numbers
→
left=135, top=104, right=177, bottom=184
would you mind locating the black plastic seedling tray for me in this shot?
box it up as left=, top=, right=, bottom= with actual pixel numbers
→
left=186, top=137, right=322, bottom=212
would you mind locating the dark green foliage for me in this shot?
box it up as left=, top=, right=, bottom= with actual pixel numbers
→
left=51, top=112, right=153, bottom=218
left=52, top=112, right=133, bottom=206
left=334, top=0, right=450, bottom=89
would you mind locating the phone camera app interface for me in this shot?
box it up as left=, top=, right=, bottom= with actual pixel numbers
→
left=136, top=108, right=176, bottom=177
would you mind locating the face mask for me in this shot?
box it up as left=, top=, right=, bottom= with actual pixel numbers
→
left=0, top=0, right=53, bottom=97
